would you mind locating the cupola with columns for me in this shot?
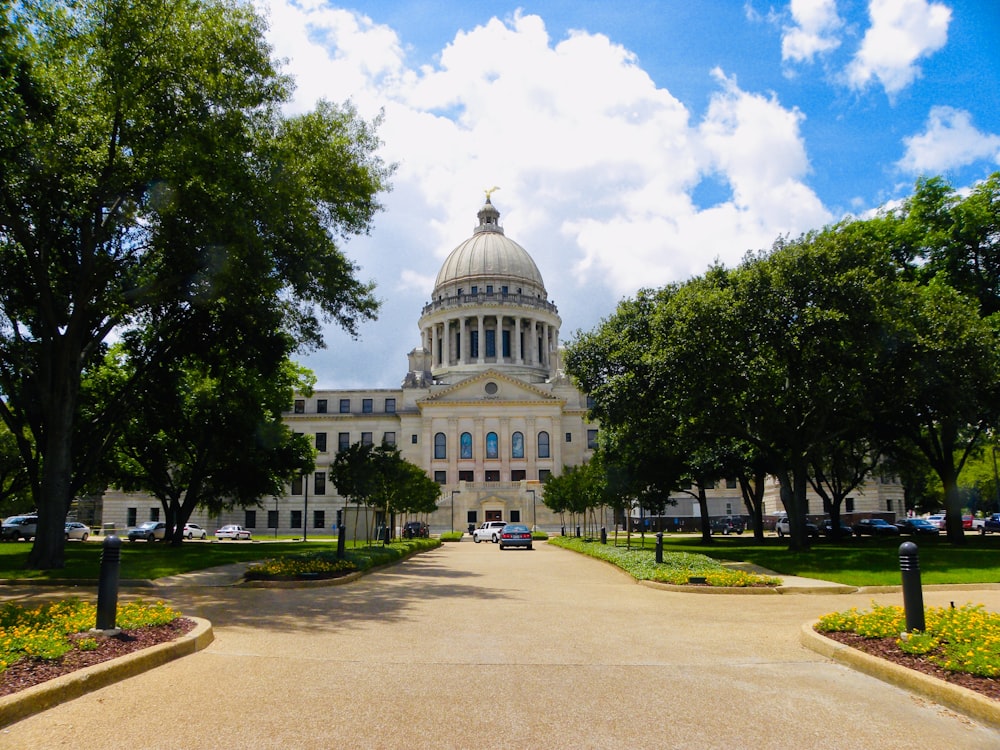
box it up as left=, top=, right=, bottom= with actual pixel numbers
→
left=414, top=194, right=561, bottom=386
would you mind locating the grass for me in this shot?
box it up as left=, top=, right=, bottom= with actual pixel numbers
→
left=591, top=531, right=1000, bottom=587
left=548, top=536, right=780, bottom=587
left=0, top=537, right=437, bottom=581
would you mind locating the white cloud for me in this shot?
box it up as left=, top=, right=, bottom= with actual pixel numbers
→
left=255, top=2, right=835, bottom=383
left=781, top=0, right=843, bottom=63
left=845, top=0, right=951, bottom=98
left=898, top=106, right=1000, bottom=173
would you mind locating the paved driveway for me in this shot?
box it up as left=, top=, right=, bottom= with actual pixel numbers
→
left=3, top=540, right=999, bottom=749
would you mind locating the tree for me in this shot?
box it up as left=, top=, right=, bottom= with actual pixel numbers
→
left=0, top=0, right=390, bottom=568
left=103, top=351, right=315, bottom=545
left=879, top=279, right=1000, bottom=542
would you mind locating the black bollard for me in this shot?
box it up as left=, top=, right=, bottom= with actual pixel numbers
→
left=337, top=524, right=346, bottom=559
left=600, top=526, right=607, bottom=545
left=561, top=525, right=565, bottom=536
left=95, top=535, right=122, bottom=631
left=575, top=525, right=581, bottom=538
left=899, top=541, right=926, bottom=632
left=655, top=532, right=663, bottom=564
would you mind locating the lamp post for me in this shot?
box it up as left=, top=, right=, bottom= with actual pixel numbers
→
left=451, top=490, right=460, bottom=532
left=527, top=489, right=536, bottom=530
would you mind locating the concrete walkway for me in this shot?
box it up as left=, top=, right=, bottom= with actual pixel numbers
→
left=2, top=541, right=999, bottom=749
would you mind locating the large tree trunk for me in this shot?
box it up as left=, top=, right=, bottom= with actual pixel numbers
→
left=27, top=350, right=79, bottom=569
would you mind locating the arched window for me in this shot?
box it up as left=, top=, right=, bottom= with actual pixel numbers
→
left=434, top=432, right=447, bottom=460
left=486, top=432, right=498, bottom=459
left=511, top=431, right=524, bottom=459
left=537, top=431, right=550, bottom=459
left=460, top=432, right=473, bottom=459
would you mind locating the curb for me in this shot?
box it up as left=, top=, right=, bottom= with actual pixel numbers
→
left=800, top=620, right=1000, bottom=729
left=0, top=616, right=214, bottom=728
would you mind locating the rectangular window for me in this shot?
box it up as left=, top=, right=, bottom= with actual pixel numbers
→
left=317, top=399, right=327, bottom=414
left=486, top=284, right=493, bottom=294
left=314, top=472, right=326, bottom=495
left=565, top=432, right=572, bottom=443
left=290, top=510, right=302, bottom=529
left=726, top=477, right=737, bottom=489
left=338, top=432, right=350, bottom=452
left=471, top=331, right=479, bottom=358
left=245, top=510, right=256, bottom=529
left=501, top=286, right=508, bottom=296
left=704, top=480, right=716, bottom=489
left=362, top=398, right=373, bottom=413
left=587, top=429, right=598, bottom=450
left=471, top=285, right=478, bottom=295
left=361, top=432, right=373, bottom=446
left=385, top=398, right=396, bottom=413
left=846, top=498, right=855, bottom=513
left=510, top=510, right=520, bottom=522
left=459, top=470, right=474, bottom=482
left=485, top=329, right=496, bottom=357
left=291, top=476, right=303, bottom=495
left=511, top=469, right=526, bottom=481
left=294, top=399, right=305, bottom=414
left=886, top=499, right=894, bottom=512
left=127, top=508, right=137, bottom=527
left=313, top=510, right=325, bottom=530
left=467, top=510, right=478, bottom=525
left=315, top=432, right=327, bottom=452
left=586, top=395, right=596, bottom=409
left=411, top=434, right=418, bottom=444
left=267, top=510, right=278, bottom=529
left=149, top=507, right=160, bottom=521
left=434, top=470, right=447, bottom=484
left=485, top=470, right=500, bottom=482
left=383, top=432, right=396, bottom=446
left=538, top=469, right=551, bottom=482
left=339, top=399, right=350, bottom=413
left=502, top=330, right=510, bottom=357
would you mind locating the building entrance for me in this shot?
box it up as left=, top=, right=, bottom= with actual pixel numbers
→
left=485, top=509, right=503, bottom=522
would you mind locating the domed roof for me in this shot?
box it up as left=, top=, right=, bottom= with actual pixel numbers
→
left=433, top=197, right=546, bottom=293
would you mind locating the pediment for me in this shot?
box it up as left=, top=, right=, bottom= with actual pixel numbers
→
left=420, top=370, right=560, bottom=406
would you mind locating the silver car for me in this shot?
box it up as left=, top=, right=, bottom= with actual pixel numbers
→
left=65, top=521, right=91, bottom=541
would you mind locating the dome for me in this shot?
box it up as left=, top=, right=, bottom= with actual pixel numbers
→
left=433, top=197, right=546, bottom=295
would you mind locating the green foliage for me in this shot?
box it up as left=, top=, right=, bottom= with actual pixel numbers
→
left=439, top=531, right=464, bottom=542
left=548, top=536, right=779, bottom=587
left=244, top=552, right=357, bottom=580
left=0, top=599, right=181, bottom=671
left=817, top=602, right=1000, bottom=678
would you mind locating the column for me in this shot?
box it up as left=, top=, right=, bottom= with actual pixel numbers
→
left=430, top=324, right=439, bottom=366
left=513, top=316, right=522, bottom=364
left=477, top=315, right=485, bottom=364
left=460, top=317, right=468, bottom=364
left=443, top=318, right=451, bottom=366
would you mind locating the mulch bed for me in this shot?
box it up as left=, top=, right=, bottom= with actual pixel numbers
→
left=822, top=630, right=1000, bottom=702
left=0, top=618, right=197, bottom=698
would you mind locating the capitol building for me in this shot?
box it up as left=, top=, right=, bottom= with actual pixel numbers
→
left=99, top=195, right=902, bottom=537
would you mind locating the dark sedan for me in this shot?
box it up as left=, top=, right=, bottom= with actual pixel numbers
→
left=498, top=523, right=533, bottom=550
left=896, top=518, right=941, bottom=537
left=852, top=518, right=900, bottom=537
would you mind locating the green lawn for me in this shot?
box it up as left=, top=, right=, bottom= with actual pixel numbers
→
left=589, top=531, right=1000, bottom=587
left=0, top=538, right=353, bottom=581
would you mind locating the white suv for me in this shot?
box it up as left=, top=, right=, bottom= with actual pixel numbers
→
left=472, top=521, right=507, bottom=544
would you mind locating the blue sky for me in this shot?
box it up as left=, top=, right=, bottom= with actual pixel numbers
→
left=255, top=0, right=1000, bottom=388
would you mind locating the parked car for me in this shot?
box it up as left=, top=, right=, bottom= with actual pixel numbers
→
left=925, top=514, right=946, bottom=529
left=402, top=521, right=429, bottom=538
left=64, top=521, right=91, bottom=541
left=774, top=516, right=818, bottom=538
left=182, top=523, right=207, bottom=539
left=216, top=524, right=252, bottom=540
left=895, top=518, right=940, bottom=537
left=127, top=521, right=167, bottom=542
left=709, top=516, right=745, bottom=535
left=852, top=518, right=900, bottom=537
left=472, top=520, right=507, bottom=543
left=498, top=523, right=533, bottom=550
left=1, top=514, right=38, bottom=541
left=819, top=520, right=853, bottom=538
left=979, top=514, right=1000, bottom=535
